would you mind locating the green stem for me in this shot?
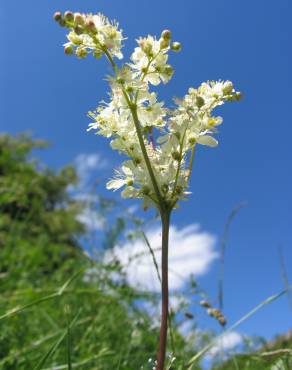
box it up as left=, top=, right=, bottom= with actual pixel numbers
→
left=186, top=144, right=196, bottom=183
left=171, top=123, right=189, bottom=199
left=102, top=48, right=165, bottom=211
left=129, top=105, right=164, bottom=210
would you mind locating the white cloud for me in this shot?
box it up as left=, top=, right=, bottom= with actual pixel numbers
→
left=76, top=207, right=105, bottom=232
left=74, top=153, right=107, bottom=189
left=69, top=152, right=108, bottom=231
left=105, top=223, right=217, bottom=291
left=207, top=331, right=243, bottom=358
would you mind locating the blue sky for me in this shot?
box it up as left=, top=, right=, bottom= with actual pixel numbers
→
left=1, top=0, right=291, bottom=345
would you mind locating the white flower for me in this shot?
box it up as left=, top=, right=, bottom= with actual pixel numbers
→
left=55, top=11, right=240, bottom=208
left=130, top=35, right=173, bottom=86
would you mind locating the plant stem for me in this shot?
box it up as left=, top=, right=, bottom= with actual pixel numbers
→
left=156, top=210, right=171, bottom=370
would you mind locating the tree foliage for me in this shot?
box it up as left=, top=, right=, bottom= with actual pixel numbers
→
left=0, top=134, right=190, bottom=370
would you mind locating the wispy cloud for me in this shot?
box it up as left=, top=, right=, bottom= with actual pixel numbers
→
left=76, top=207, right=105, bottom=232
left=69, top=152, right=108, bottom=231
left=207, top=331, right=243, bottom=358
left=106, top=223, right=217, bottom=292
left=74, top=153, right=108, bottom=189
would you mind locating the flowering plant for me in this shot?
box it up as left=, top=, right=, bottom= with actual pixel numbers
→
left=54, top=10, right=240, bottom=370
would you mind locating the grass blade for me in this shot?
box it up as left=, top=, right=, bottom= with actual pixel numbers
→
left=218, top=203, right=246, bottom=310
left=32, top=310, right=81, bottom=370
left=0, top=268, right=85, bottom=321
left=187, top=285, right=292, bottom=369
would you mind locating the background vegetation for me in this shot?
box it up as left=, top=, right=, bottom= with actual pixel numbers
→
left=0, top=134, right=291, bottom=369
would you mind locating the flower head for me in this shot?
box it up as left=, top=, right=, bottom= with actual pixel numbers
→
left=55, top=11, right=240, bottom=210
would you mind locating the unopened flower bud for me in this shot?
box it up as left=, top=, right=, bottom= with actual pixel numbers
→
left=74, top=13, right=84, bottom=25
left=188, top=136, right=196, bottom=145
left=171, top=151, right=181, bottom=161
left=141, top=186, right=150, bottom=195
left=222, top=80, right=233, bottom=95
left=74, top=25, right=84, bottom=35
left=171, top=42, right=181, bottom=52
left=200, top=300, right=211, bottom=308
left=64, top=11, right=74, bottom=22
left=196, top=96, right=205, bottom=108
left=161, top=29, right=172, bottom=40
left=207, top=308, right=215, bottom=317
left=53, top=11, right=62, bottom=22
left=86, top=19, right=97, bottom=33
left=76, top=47, right=87, bottom=58
left=127, top=179, right=134, bottom=186
left=126, top=86, right=134, bottom=93
left=175, top=185, right=183, bottom=195
left=161, top=184, right=169, bottom=193
left=58, top=18, right=66, bottom=27
left=164, top=65, right=174, bottom=77
left=235, top=91, right=242, bottom=101
left=64, top=44, right=74, bottom=55
left=218, top=315, right=227, bottom=326
left=160, top=38, right=170, bottom=50
left=133, top=157, right=141, bottom=165
left=93, top=50, right=102, bottom=59
left=185, top=312, right=194, bottom=319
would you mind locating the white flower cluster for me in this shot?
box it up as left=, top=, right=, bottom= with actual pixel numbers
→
left=55, top=11, right=240, bottom=211
left=54, top=11, right=124, bottom=59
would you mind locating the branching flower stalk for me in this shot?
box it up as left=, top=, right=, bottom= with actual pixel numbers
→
left=54, top=10, right=241, bottom=369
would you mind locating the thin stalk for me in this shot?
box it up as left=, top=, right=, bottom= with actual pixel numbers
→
left=156, top=211, right=171, bottom=370
left=142, top=231, right=176, bottom=356
left=186, top=144, right=196, bottom=184
left=129, top=105, right=164, bottom=210
left=171, top=123, right=189, bottom=199
left=102, top=48, right=164, bottom=211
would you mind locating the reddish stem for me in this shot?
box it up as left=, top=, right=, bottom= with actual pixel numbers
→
left=156, top=211, right=170, bottom=370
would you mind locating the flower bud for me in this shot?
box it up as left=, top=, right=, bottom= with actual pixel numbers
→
left=127, top=179, right=134, bottom=186
left=160, top=38, right=170, bottom=50
left=171, top=42, right=181, bottom=52
left=86, top=19, right=97, bottom=33
left=185, top=312, right=194, bottom=319
left=200, top=300, right=211, bottom=308
left=141, top=186, right=150, bottom=195
left=188, top=136, right=196, bottom=145
left=93, top=50, right=102, bottom=59
left=76, top=47, right=88, bottom=58
left=64, top=11, right=74, bottom=22
left=175, top=185, right=183, bottom=195
left=64, top=44, right=74, bottom=55
left=164, top=64, right=174, bottom=77
left=133, top=157, right=141, bottom=165
left=74, top=13, right=85, bottom=25
left=218, top=315, right=227, bottom=326
left=161, top=184, right=169, bottom=193
left=58, top=18, right=66, bottom=27
left=235, top=91, right=242, bottom=101
left=126, top=86, right=134, bottom=93
left=161, top=29, right=172, bottom=40
left=171, top=151, right=181, bottom=161
left=74, top=25, right=84, bottom=35
left=53, top=11, right=62, bottom=22
left=222, top=80, right=233, bottom=95
left=196, top=96, right=205, bottom=108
